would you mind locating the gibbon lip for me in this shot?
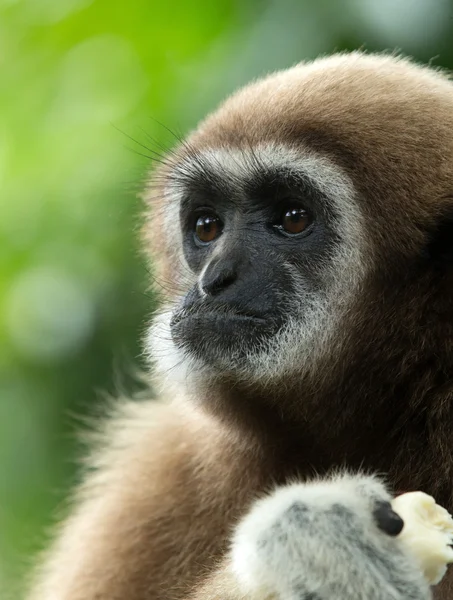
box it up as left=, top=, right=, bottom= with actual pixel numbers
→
left=171, top=304, right=271, bottom=327
left=172, top=310, right=268, bottom=327
left=202, top=311, right=268, bottom=324
left=171, top=311, right=276, bottom=349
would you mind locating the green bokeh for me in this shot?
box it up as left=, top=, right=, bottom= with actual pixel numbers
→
left=1, top=0, right=453, bottom=597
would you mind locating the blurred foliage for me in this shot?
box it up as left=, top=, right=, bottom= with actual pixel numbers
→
left=1, top=0, right=453, bottom=597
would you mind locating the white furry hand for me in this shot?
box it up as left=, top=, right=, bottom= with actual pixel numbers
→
left=230, top=474, right=431, bottom=600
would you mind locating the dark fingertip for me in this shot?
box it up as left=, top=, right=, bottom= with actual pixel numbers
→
left=373, top=500, right=404, bottom=536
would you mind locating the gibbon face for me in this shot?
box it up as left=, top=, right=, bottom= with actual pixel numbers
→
left=163, top=145, right=363, bottom=383
left=144, top=52, right=453, bottom=397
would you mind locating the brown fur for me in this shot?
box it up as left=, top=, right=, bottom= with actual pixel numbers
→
left=29, top=52, right=453, bottom=599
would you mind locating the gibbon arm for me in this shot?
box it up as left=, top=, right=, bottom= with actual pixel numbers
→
left=27, top=400, right=266, bottom=600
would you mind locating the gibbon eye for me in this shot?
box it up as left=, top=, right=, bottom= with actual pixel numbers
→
left=281, top=207, right=311, bottom=235
left=194, top=214, right=223, bottom=244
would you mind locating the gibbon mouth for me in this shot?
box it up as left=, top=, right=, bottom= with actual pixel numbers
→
left=171, top=310, right=271, bottom=331
left=170, top=305, right=272, bottom=328
left=170, top=309, right=280, bottom=349
left=185, top=311, right=267, bottom=324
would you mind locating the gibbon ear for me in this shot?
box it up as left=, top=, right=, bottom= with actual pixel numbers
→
left=426, top=207, right=453, bottom=264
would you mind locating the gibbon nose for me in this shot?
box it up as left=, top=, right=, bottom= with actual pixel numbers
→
left=200, top=260, right=238, bottom=296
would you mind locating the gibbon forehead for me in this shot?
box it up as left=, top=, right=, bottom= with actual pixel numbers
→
left=144, top=52, right=453, bottom=390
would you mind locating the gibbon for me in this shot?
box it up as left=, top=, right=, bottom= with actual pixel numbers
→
left=28, top=52, right=453, bottom=600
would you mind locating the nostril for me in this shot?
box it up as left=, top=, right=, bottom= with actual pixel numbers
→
left=201, top=270, right=237, bottom=296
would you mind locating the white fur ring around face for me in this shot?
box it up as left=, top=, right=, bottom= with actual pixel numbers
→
left=392, top=492, right=453, bottom=585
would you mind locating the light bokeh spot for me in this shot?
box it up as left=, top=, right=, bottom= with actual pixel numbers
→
left=5, top=266, right=96, bottom=362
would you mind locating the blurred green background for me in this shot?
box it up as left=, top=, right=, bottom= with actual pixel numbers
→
left=1, top=0, right=453, bottom=597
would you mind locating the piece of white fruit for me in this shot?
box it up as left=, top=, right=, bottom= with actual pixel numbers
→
left=392, top=492, right=453, bottom=585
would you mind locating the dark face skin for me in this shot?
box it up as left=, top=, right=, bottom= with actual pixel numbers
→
left=169, top=163, right=341, bottom=369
